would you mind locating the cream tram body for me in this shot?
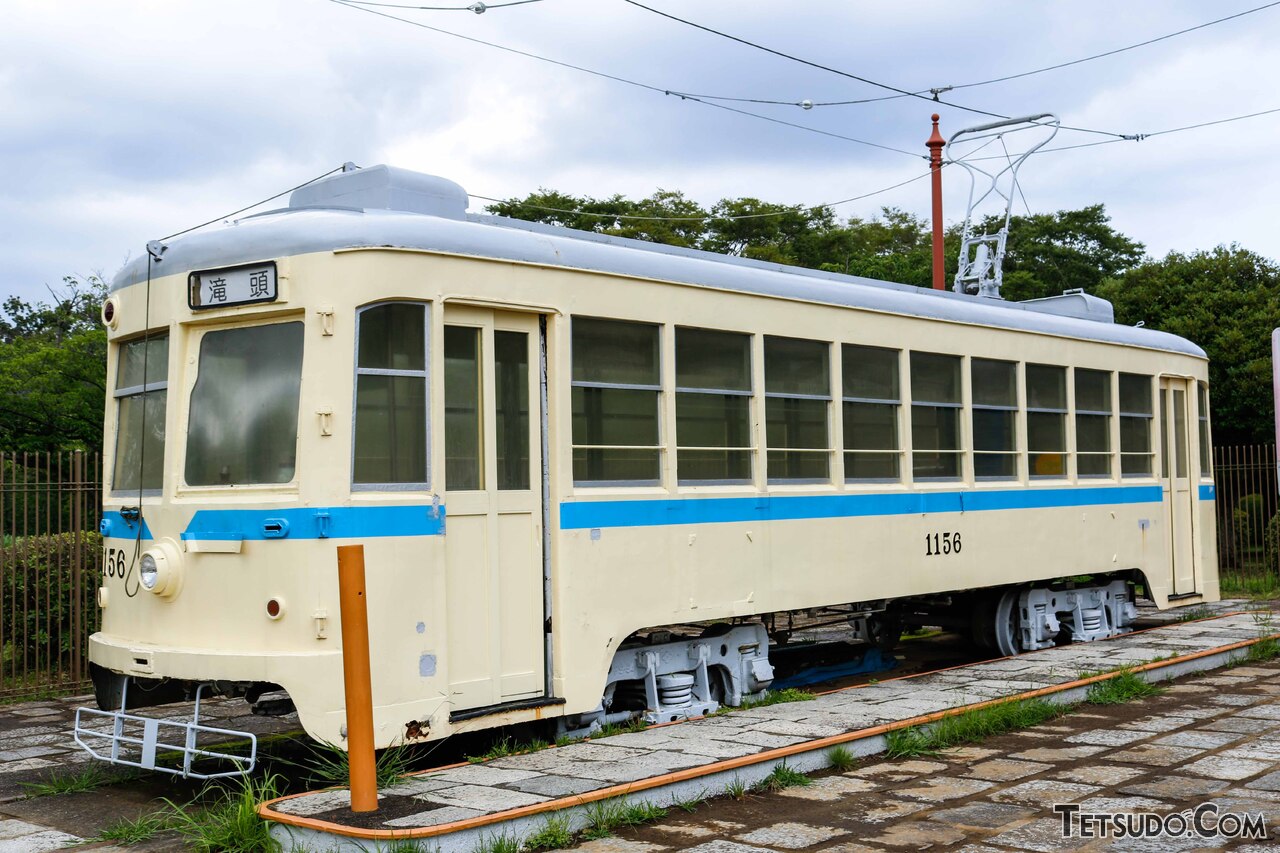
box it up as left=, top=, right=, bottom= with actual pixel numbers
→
left=92, top=166, right=1218, bottom=748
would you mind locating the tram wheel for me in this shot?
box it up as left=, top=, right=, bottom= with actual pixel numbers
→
left=867, top=612, right=902, bottom=653
left=991, top=588, right=1024, bottom=658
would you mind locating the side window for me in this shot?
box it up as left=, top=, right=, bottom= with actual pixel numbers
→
left=1075, top=369, right=1113, bottom=477
left=113, top=335, right=168, bottom=493
left=765, top=336, right=830, bottom=482
left=354, top=303, right=429, bottom=487
left=444, top=326, right=483, bottom=491
left=1026, top=364, right=1067, bottom=477
left=675, top=328, right=752, bottom=484
left=571, top=318, right=661, bottom=484
left=1119, top=373, right=1154, bottom=476
left=971, top=358, right=1017, bottom=479
left=1198, top=382, right=1212, bottom=477
left=186, top=322, right=304, bottom=486
left=910, top=352, right=962, bottom=479
left=843, top=345, right=900, bottom=481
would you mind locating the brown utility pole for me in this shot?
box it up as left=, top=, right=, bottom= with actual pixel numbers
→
left=927, top=113, right=946, bottom=290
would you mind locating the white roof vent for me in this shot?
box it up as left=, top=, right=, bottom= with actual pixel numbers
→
left=289, top=164, right=469, bottom=219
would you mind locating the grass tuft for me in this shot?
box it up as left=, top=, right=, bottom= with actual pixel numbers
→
left=723, top=777, right=748, bottom=800
left=672, top=789, right=708, bottom=813
left=20, top=765, right=112, bottom=798
left=826, top=745, right=855, bottom=772
left=885, top=698, right=1068, bottom=758
left=1175, top=604, right=1213, bottom=622
left=303, top=741, right=414, bottom=789
left=523, top=814, right=574, bottom=851
left=375, top=841, right=425, bottom=853
left=589, top=717, right=649, bottom=740
left=96, top=811, right=172, bottom=844
left=471, top=832, right=521, bottom=853
left=1085, top=669, right=1164, bottom=705
left=739, top=687, right=813, bottom=710
left=466, top=736, right=553, bottom=764
left=164, top=773, right=282, bottom=853
left=580, top=797, right=667, bottom=839
left=753, top=762, right=811, bottom=793
left=1247, top=637, right=1280, bottom=663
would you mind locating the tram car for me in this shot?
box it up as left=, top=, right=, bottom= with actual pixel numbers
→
left=87, top=164, right=1217, bottom=754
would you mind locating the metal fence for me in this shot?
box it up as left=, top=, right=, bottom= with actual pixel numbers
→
left=1214, top=444, right=1279, bottom=592
left=0, top=447, right=1275, bottom=701
left=0, top=452, right=101, bottom=699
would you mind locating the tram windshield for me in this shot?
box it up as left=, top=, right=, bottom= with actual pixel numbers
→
left=185, top=322, right=304, bottom=486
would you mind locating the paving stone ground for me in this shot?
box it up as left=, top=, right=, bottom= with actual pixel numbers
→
left=606, top=659, right=1280, bottom=852
left=0, top=598, right=1259, bottom=851
left=268, top=604, right=1269, bottom=841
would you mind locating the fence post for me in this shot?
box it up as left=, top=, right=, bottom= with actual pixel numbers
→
left=72, top=451, right=83, bottom=683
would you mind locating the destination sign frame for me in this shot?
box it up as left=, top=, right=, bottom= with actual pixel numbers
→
left=188, top=261, right=278, bottom=310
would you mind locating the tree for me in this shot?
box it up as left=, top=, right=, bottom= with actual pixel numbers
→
left=0, top=276, right=108, bottom=452
left=1096, top=246, right=1280, bottom=445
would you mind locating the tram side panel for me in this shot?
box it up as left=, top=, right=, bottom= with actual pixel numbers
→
left=92, top=248, right=1218, bottom=748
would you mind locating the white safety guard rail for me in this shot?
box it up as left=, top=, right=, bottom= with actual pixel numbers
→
left=73, top=683, right=257, bottom=780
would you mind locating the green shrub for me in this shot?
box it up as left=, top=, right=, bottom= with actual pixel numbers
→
left=0, top=530, right=102, bottom=688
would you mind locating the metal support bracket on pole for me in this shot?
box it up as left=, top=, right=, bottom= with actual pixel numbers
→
left=948, top=113, right=1060, bottom=299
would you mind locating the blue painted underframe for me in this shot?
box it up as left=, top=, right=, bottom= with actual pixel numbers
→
left=559, top=485, right=1165, bottom=531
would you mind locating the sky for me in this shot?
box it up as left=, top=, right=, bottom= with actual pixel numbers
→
left=2, top=0, right=1278, bottom=304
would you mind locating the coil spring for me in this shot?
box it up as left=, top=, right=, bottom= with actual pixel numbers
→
left=657, top=673, right=695, bottom=709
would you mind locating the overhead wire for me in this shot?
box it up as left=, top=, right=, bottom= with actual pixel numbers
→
left=325, top=0, right=926, bottom=158
left=339, top=0, right=546, bottom=9
left=161, top=165, right=346, bottom=241
left=618, top=0, right=1130, bottom=140
left=949, top=0, right=1280, bottom=90
left=954, top=104, right=1280, bottom=162
left=662, top=1, right=1280, bottom=108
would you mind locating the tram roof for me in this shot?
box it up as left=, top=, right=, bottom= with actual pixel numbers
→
left=111, top=165, right=1204, bottom=359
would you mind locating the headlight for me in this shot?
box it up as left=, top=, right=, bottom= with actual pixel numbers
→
left=139, top=554, right=159, bottom=590
left=138, top=540, right=182, bottom=598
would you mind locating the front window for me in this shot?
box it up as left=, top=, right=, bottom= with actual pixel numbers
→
left=113, top=335, right=168, bottom=493
left=185, top=322, right=304, bottom=486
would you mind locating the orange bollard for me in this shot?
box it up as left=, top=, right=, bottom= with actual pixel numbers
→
left=337, top=544, right=378, bottom=813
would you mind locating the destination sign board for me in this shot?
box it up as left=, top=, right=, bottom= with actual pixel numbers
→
left=189, top=262, right=278, bottom=310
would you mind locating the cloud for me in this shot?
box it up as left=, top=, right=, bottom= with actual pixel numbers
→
left=2, top=0, right=1277, bottom=302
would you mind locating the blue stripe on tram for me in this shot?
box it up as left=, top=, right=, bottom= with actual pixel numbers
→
left=559, top=485, right=1165, bottom=531
left=1199, top=483, right=1216, bottom=501
left=182, top=505, right=446, bottom=541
